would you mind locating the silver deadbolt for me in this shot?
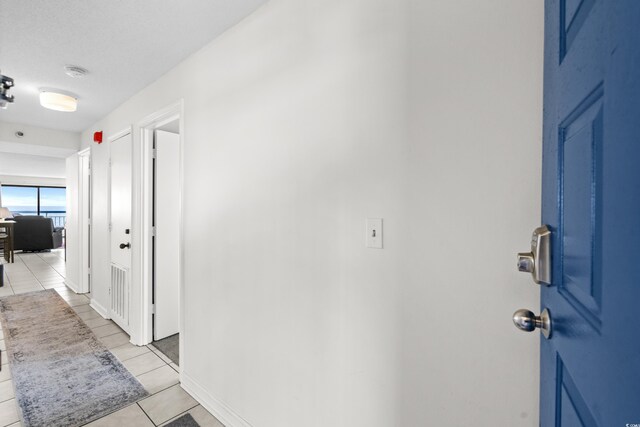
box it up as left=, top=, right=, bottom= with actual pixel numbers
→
left=513, top=308, right=552, bottom=339
left=517, top=225, right=551, bottom=286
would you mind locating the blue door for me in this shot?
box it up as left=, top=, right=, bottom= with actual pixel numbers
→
left=539, top=0, right=640, bottom=425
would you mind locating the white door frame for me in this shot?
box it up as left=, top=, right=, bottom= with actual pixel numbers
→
left=78, top=148, right=91, bottom=294
left=91, top=127, right=132, bottom=320
left=90, top=128, right=130, bottom=321
left=136, top=101, right=184, bottom=370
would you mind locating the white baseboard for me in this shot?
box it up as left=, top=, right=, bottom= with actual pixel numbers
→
left=90, top=299, right=110, bottom=319
left=182, top=373, right=253, bottom=427
left=63, top=279, right=80, bottom=293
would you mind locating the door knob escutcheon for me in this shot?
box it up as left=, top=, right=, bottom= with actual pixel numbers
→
left=513, top=308, right=552, bottom=339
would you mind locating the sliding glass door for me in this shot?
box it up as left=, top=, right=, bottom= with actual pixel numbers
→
left=1, top=185, right=66, bottom=227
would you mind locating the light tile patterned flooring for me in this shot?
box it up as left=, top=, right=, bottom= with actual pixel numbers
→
left=0, top=251, right=223, bottom=427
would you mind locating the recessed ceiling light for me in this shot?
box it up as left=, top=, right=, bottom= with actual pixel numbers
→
left=40, top=91, right=77, bottom=112
left=64, top=65, right=88, bottom=78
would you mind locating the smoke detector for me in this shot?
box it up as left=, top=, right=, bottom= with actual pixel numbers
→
left=64, top=65, right=89, bottom=78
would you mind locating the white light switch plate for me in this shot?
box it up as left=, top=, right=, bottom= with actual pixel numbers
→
left=366, top=218, right=383, bottom=249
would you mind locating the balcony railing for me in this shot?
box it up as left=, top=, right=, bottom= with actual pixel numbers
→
left=43, top=213, right=66, bottom=228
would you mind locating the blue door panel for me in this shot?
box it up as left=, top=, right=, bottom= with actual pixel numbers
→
left=560, top=0, right=597, bottom=62
left=558, top=89, right=603, bottom=329
left=557, top=357, right=598, bottom=427
left=542, top=0, right=640, bottom=425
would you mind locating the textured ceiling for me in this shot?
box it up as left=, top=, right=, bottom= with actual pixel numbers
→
left=0, top=0, right=267, bottom=132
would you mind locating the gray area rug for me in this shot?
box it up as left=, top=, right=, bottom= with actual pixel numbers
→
left=0, top=289, right=149, bottom=427
left=153, top=333, right=179, bottom=365
left=165, top=413, right=201, bottom=427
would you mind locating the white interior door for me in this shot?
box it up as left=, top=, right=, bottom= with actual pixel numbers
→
left=110, top=132, right=132, bottom=333
left=153, top=130, right=181, bottom=340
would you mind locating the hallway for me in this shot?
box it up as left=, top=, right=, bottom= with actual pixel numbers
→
left=0, top=251, right=222, bottom=427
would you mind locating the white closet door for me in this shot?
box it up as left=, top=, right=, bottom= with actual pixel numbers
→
left=110, top=132, right=132, bottom=332
left=154, top=130, right=181, bottom=340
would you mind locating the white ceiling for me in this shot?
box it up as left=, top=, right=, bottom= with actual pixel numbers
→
left=0, top=0, right=267, bottom=133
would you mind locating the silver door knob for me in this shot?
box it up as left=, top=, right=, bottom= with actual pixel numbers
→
left=513, top=308, right=552, bottom=339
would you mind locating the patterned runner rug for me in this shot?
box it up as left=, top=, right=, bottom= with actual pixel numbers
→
left=0, top=289, right=148, bottom=427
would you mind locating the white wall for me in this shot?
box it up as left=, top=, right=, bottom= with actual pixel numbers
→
left=0, top=121, right=81, bottom=151
left=0, top=175, right=65, bottom=187
left=0, top=152, right=66, bottom=178
left=403, top=1, right=543, bottom=425
left=0, top=121, right=80, bottom=186
left=81, top=0, right=543, bottom=425
left=0, top=122, right=77, bottom=189
left=0, top=152, right=67, bottom=208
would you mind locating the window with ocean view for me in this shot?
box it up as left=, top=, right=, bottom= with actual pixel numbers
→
left=1, top=185, right=67, bottom=228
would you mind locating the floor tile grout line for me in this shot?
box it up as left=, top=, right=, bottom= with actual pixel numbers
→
left=11, top=251, right=64, bottom=290
left=149, top=382, right=180, bottom=397
left=36, top=251, right=66, bottom=277
left=12, top=253, right=50, bottom=290
left=38, top=254, right=67, bottom=280
left=122, top=349, right=166, bottom=368
left=140, top=397, right=200, bottom=427
left=133, top=361, right=171, bottom=377
left=161, top=402, right=201, bottom=426
left=111, top=351, right=153, bottom=364
left=135, top=374, right=180, bottom=399
left=94, top=329, right=129, bottom=340
left=136, top=401, right=158, bottom=426
left=148, top=347, right=176, bottom=366
left=0, top=395, right=16, bottom=405
left=1, top=255, right=28, bottom=289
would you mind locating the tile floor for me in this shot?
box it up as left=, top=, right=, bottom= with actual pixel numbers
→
left=0, top=250, right=223, bottom=427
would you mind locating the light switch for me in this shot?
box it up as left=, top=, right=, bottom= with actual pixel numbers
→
left=366, top=218, right=383, bottom=249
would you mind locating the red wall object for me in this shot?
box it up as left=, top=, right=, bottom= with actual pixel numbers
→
left=94, top=131, right=103, bottom=144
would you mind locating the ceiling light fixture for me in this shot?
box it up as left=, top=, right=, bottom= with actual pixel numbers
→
left=40, top=91, right=77, bottom=112
left=0, top=69, right=15, bottom=109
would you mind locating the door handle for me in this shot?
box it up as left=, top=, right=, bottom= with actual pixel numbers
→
left=513, top=308, right=552, bottom=339
left=517, top=225, right=552, bottom=286
left=119, top=243, right=131, bottom=249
